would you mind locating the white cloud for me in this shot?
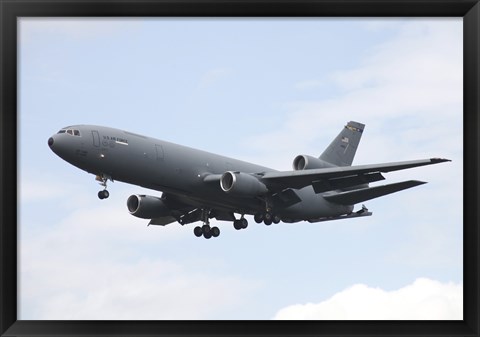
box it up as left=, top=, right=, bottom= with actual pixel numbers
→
left=19, top=180, right=67, bottom=202
left=241, top=20, right=462, bottom=165
left=18, top=171, right=94, bottom=205
left=19, top=180, right=261, bottom=320
left=19, top=193, right=261, bottom=319
left=273, top=278, right=463, bottom=320
left=22, top=256, right=258, bottom=320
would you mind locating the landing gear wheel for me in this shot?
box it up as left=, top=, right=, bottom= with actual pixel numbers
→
left=204, top=232, right=212, bottom=239
left=211, top=227, right=220, bottom=237
left=254, top=213, right=263, bottom=223
left=202, top=225, right=211, bottom=236
left=233, top=220, right=243, bottom=230
left=234, top=218, right=248, bottom=230
left=264, top=218, right=273, bottom=226
left=98, top=190, right=109, bottom=200
left=194, top=226, right=203, bottom=237
left=273, top=215, right=281, bottom=224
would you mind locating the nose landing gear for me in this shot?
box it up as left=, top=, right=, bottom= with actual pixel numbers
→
left=96, top=174, right=112, bottom=200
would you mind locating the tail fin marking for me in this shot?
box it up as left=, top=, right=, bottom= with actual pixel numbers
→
left=319, top=121, right=365, bottom=167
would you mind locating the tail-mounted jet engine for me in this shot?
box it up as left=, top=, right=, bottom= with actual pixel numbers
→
left=220, top=171, right=268, bottom=196
left=127, top=195, right=171, bottom=219
left=293, top=155, right=335, bottom=170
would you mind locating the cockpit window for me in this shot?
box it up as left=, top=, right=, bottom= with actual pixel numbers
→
left=59, top=128, right=81, bottom=136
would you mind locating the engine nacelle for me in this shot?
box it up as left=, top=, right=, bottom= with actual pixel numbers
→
left=220, top=171, right=268, bottom=196
left=127, top=194, right=171, bottom=219
left=293, top=155, right=335, bottom=170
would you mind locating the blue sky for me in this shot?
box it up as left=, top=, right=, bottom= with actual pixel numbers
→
left=19, top=18, right=462, bottom=320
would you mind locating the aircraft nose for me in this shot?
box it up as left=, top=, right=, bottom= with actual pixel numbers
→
left=48, top=137, right=54, bottom=147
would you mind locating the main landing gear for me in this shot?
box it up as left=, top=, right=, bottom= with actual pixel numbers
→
left=193, top=225, right=220, bottom=239
left=193, top=209, right=220, bottom=239
left=192, top=212, right=249, bottom=238
left=191, top=206, right=280, bottom=238
left=254, top=212, right=281, bottom=225
left=96, top=174, right=112, bottom=200
left=254, top=200, right=281, bottom=226
left=233, top=215, right=248, bottom=230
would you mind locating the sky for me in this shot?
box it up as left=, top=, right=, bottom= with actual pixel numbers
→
left=18, top=18, right=463, bottom=320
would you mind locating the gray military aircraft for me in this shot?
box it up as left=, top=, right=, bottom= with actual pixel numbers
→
left=48, top=121, right=450, bottom=239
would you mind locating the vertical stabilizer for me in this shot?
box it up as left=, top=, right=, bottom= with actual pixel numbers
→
left=319, top=121, right=365, bottom=167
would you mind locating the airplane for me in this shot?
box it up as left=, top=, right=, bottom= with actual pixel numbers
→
left=47, top=121, right=450, bottom=239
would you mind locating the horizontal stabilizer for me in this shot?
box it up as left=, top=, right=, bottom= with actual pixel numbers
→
left=324, top=180, right=426, bottom=205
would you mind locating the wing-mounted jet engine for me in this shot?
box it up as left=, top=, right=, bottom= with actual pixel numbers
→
left=220, top=171, right=268, bottom=196
left=127, top=195, right=172, bottom=219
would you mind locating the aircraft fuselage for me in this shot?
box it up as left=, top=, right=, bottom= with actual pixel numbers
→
left=48, top=125, right=352, bottom=221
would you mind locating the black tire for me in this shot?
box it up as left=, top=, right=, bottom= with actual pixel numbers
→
left=254, top=213, right=263, bottom=223
left=273, top=215, right=281, bottom=224
left=202, top=225, right=211, bottom=235
left=103, top=190, right=110, bottom=199
left=241, top=218, right=248, bottom=229
left=233, top=220, right=242, bottom=230
left=98, top=191, right=105, bottom=199
left=264, top=218, right=273, bottom=226
left=264, top=212, right=272, bottom=221
left=204, top=232, right=212, bottom=239
left=194, top=226, right=203, bottom=237
left=211, top=227, right=220, bottom=237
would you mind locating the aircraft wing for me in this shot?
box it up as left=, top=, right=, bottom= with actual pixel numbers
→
left=260, top=158, right=450, bottom=193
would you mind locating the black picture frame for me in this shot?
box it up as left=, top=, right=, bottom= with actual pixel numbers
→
left=1, top=0, right=478, bottom=336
